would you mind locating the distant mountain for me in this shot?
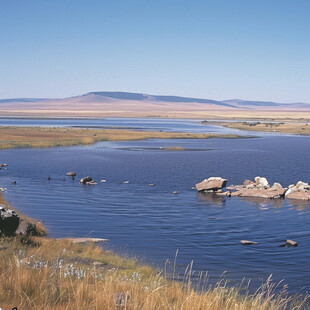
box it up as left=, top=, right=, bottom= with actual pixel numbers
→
left=86, top=91, right=235, bottom=107
left=0, top=92, right=309, bottom=115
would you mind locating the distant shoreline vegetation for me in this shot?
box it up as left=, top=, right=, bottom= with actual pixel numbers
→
left=0, top=126, right=247, bottom=150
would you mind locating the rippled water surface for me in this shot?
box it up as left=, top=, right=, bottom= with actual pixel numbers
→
left=0, top=119, right=309, bottom=294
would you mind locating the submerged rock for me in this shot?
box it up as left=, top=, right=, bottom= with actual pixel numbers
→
left=195, top=177, right=227, bottom=192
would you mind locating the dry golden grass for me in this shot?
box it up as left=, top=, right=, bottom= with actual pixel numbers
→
left=0, top=236, right=308, bottom=310
left=0, top=126, right=242, bottom=150
left=214, top=121, right=310, bottom=135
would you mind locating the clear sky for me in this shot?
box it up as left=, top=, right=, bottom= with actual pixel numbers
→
left=0, top=0, right=309, bottom=102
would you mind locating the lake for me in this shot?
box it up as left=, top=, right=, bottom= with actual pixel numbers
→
left=0, top=118, right=309, bottom=294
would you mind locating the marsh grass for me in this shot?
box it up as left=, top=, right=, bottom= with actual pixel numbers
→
left=0, top=126, right=242, bottom=150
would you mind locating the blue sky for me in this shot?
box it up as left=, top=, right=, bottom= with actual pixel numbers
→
left=0, top=0, right=309, bottom=102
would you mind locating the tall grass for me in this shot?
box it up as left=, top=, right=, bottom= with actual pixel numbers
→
left=0, top=236, right=308, bottom=310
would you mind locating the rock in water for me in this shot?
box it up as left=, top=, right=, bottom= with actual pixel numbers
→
left=240, top=240, right=258, bottom=245
left=80, top=176, right=93, bottom=184
left=66, top=172, right=77, bottom=177
left=195, top=177, right=227, bottom=192
left=0, top=205, right=20, bottom=236
left=281, top=239, right=298, bottom=247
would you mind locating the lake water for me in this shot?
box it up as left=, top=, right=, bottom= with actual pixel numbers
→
left=0, top=118, right=309, bottom=294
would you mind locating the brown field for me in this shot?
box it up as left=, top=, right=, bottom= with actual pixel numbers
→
left=0, top=126, right=243, bottom=149
left=212, top=121, right=310, bottom=135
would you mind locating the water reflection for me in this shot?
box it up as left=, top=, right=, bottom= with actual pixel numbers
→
left=197, top=192, right=226, bottom=206
left=237, top=197, right=285, bottom=209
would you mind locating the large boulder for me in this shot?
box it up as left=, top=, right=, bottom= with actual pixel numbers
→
left=195, top=177, right=227, bottom=192
left=0, top=205, right=20, bottom=236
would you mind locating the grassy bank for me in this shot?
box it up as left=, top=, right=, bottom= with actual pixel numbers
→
left=209, top=121, right=310, bottom=136
left=0, top=126, right=244, bottom=150
left=0, top=194, right=308, bottom=309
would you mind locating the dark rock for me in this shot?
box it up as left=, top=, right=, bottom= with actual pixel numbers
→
left=80, top=176, right=93, bottom=184
left=195, top=177, right=227, bottom=192
left=0, top=205, right=20, bottom=236
left=15, top=220, right=37, bottom=237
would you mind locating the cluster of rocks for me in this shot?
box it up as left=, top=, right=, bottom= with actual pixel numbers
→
left=195, top=176, right=310, bottom=201
left=0, top=204, right=37, bottom=237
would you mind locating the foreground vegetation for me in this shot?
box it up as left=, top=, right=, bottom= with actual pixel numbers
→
left=0, top=195, right=308, bottom=309
left=1, top=236, right=309, bottom=310
left=0, top=126, right=243, bottom=149
left=207, top=121, right=310, bottom=135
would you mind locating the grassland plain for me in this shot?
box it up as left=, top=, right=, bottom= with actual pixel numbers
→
left=0, top=126, right=244, bottom=150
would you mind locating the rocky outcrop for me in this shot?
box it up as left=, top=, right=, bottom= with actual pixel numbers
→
left=0, top=205, right=20, bottom=236
left=228, top=177, right=310, bottom=201
left=195, top=177, right=227, bottom=192
left=231, top=178, right=287, bottom=199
